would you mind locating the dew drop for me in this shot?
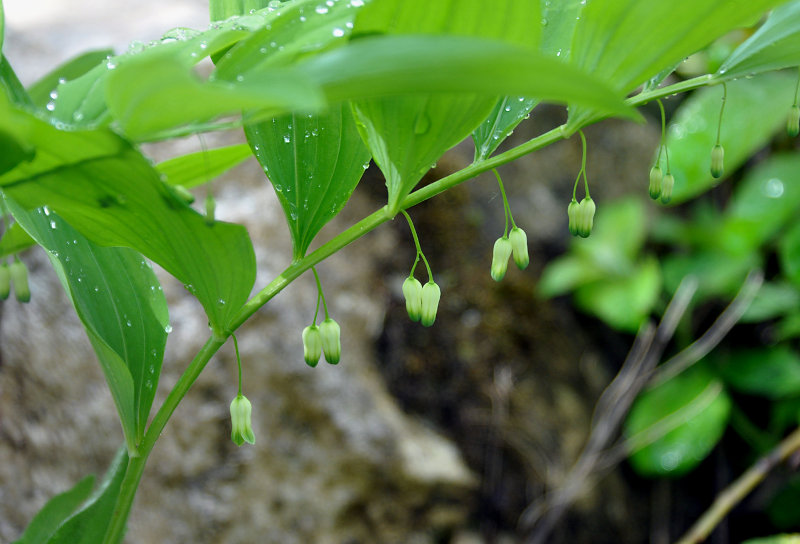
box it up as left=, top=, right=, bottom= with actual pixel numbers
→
left=46, top=101, right=56, bottom=111
left=165, top=324, right=173, bottom=333
left=315, top=6, right=329, bottom=14
left=332, top=28, right=345, bottom=37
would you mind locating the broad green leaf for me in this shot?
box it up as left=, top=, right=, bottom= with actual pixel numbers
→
left=0, top=221, right=35, bottom=257
left=472, top=0, right=586, bottom=160
left=721, top=153, right=800, bottom=254
left=779, top=221, right=800, bottom=286
left=45, top=447, right=129, bottom=544
left=0, top=100, right=256, bottom=331
left=568, top=0, right=784, bottom=128
left=663, top=73, right=795, bottom=204
left=539, top=255, right=605, bottom=298
left=743, top=535, right=800, bottom=544
left=349, top=0, right=541, bottom=213
left=0, top=128, right=34, bottom=175
left=106, top=52, right=324, bottom=141
left=1, top=55, right=33, bottom=109
left=574, top=256, right=661, bottom=332
left=245, top=102, right=370, bottom=259
left=27, top=49, right=112, bottom=109
left=625, top=366, right=732, bottom=477
left=717, top=347, right=800, bottom=398
left=741, top=282, right=800, bottom=322
left=210, top=0, right=269, bottom=21
left=156, top=144, right=253, bottom=189
left=768, top=479, right=800, bottom=530
left=718, top=1, right=800, bottom=81
left=13, top=476, right=95, bottom=544
left=661, top=250, right=760, bottom=300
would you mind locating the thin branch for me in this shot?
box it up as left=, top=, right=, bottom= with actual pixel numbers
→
left=675, top=426, right=800, bottom=544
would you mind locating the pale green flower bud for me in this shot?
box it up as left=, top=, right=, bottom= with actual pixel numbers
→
left=302, top=325, right=322, bottom=367
left=576, top=197, right=596, bottom=238
left=0, top=263, right=9, bottom=300
left=320, top=318, right=341, bottom=365
left=491, top=236, right=512, bottom=282
left=230, top=394, right=255, bottom=446
left=420, top=281, right=441, bottom=327
left=402, top=277, right=422, bottom=322
left=567, top=198, right=580, bottom=236
left=10, top=259, right=30, bottom=303
left=509, top=227, right=529, bottom=270
left=660, top=173, right=674, bottom=204
left=789, top=105, right=800, bottom=138
left=710, top=144, right=724, bottom=179
left=648, top=165, right=662, bottom=200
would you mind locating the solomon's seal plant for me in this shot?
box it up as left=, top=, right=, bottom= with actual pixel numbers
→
left=4, top=0, right=800, bottom=542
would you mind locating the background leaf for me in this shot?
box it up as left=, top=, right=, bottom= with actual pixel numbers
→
left=12, top=476, right=95, bottom=544
left=716, top=347, right=800, bottom=399
left=0, top=220, right=35, bottom=257
left=6, top=202, right=169, bottom=447
left=27, top=49, right=113, bottom=109
left=718, top=0, right=800, bottom=81
left=245, top=102, right=370, bottom=259
left=625, top=366, right=732, bottom=477
left=663, top=73, right=795, bottom=204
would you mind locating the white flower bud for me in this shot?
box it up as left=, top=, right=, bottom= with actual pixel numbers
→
left=509, top=227, right=529, bottom=270
left=491, top=236, right=512, bottom=282
left=320, top=318, right=341, bottom=365
left=230, top=394, right=255, bottom=446
left=420, top=281, right=441, bottom=327
left=302, top=325, right=322, bottom=367
left=402, top=277, right=423, bottom=322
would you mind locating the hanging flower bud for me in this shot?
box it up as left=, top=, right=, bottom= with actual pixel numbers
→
left=509, top=227, right=529, bottom=270
left=491, top=236, right=512, bottom=282
left=172, top=185, right=195, bottom=204
left=402, top=276, right=423, bottom=322
left=660, top=173, right=675, bottom=204
left=230, top=394, right=255, bottom=446
left=567, top=198, right=580, bottom=236
left=420, top=281, right=441, bottom=327
left=204, top=192, right=216, bottom=225
left=320, top=318, right=341, bottom=365
left=302, top=325, right=322, bottom=367
left=0, top=262, right=10, bottom=300
left=648, top=165, right=662, bottom=200
left=10, top=259, right=30, bottom=303
left=788, top=105, right=800, bottom=138
left=576, top=197, right=596, bottom=238
left=710, top=144, right=724, bottom=179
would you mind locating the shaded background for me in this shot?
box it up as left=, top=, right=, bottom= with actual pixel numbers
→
left=3, top=2, right=795, bottom=543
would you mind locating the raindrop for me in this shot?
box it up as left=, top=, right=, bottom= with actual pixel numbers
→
left=126, top=320, right=132, bottom=327
left=763, top=178, right=784, bottom=198
left=106, top=60, right=117, bottom=70
left=218, top=298, right=227, bottom=306
left=165, top=324, right=173, bottom=333
left=541, top=18, right=548, bottom=26
left=43, top=206, right=51, bottom=216
left=283, top=134, right=292, bottom=143
left=332, top=28, right=345, bottom=37
left=57, top=77, right=67, bottom=85
left=315, top=6, right=329, bottom=14
left=49, top=90, right=58, bottom=99
left=50, top=220, right=57, bottom=229
left=73, top=112, right=84, bottom=122
left=504, top=106, right=512, bottom=112
left=300, top=15, right=307, bottom=22
left=46, top=101, right=56, bottom=112
left=351, top=0, right=364, bottom=5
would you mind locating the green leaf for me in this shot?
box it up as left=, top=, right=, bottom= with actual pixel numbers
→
left=0, top=128, right=34, bottom=176
left=12, top=476, right=95, bottom=544
left=27, top=49, right=113, bottom=109
left=0, top=100, right=255, bottom=331
left=6, top=202, right=169, bottom=447
left=779, top=221, right=800, bottom=286
left=472, top=0, right=587, bottom=160
left=718, top=1, right=800, bottom=81
left=1, top=55, right=33, bottom=109
left=538, top=254, right=605, bottom=297
left=156, top=144, right=253, bottom=189
left=741, top=282, right=800, bottom=322
left=568, top=0, right=784, bottom=127
left=245, top=102, right=370, bottom=259
left=106, top=52, right=324, bottom=141
left=625, top=366, right=732, bottom=477
left=661, top=250, right=760, bottom=300
left=45, top=447, right=129, bottom=544
left=664, top=73, right=795, bottom=204
left=574, top=256, right=661, bottom=332
left=0, top=221, right=35, bottom=258
left=721, top=153, right=800, bottom=254
left=717, top=347, right=800, bottom=398
left=768, top=478, right=800, bottom=530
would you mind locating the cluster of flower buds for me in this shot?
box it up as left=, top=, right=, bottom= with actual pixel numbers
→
left=302, top=318, right=341, bottom=367
left=0, top=258, right=30, bottom=303
left=789, top=105, right=800, bottom=138
left=710, top=144, right=725, bottom=179
left=567, top=197, right=596, bottom=238
left=229, top=394, right=255, bottom=446
left=402, top=277, right=440, bottom=327
left=648, top=165, right=674, bottom=204
left=490, top=227, right=529, bottom=281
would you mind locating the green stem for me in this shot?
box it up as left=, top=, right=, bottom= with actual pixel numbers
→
left=493, top=168, right=515, bottom=234
left=232, top=333, right=242, bottom=396
left=104, top=71, right=723, bottom=544
left=401, top=209, right=433, bottom=281
left=312, top=266, right=329, bottom=319
left=793, top=66, right=800, bottom=106
left=715, top=82, right=727, bottom=146
left=578, top=130, right=590, bottom=198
